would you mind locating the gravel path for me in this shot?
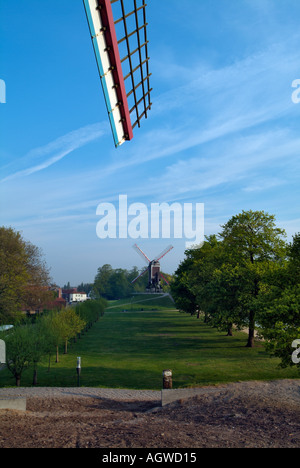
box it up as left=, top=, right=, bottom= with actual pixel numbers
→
left=1, top=379, right=300, bottom=405
left=0, top=386, right=161, bottom=402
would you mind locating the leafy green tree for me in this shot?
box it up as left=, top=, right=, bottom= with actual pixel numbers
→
left=59, top=308, right=86, bottom=354
left=260, top=288, right=300, bottom=368
left=77, top=282, right=93, bottom=295
left=0, top=322, right=50, bottom=386
left=171, top=212, right=287, bottom=348
left=171, top=255, right=198, bottom=315
left=219, top=210, right=286, bottom=347
left=75, top=299, right=107, bottom=333
left=28, top=320, right=54, bottom=385
left=205, top=263, right=247, bottom=336
left=289, top=233, right=300, bottom=281
left=93, top=264, right=114, bottom=299
left=128, top=266, right=149, bottom=293
left=0, top=227, right=29, bottom=324
left=110, top=268, right=130, bottom=299
left=46, top=310, right=68, bottom=363
left=0, top=227, right=51, bottom=325
left=259, top=233, right=300, bottom=369
left=32, top=314, right=59, bottom=376
left=188, top=235, right=224, bottom=323
left=93, top=264, right=151, bottom=299
left=0, top=324, right=33, bottom=386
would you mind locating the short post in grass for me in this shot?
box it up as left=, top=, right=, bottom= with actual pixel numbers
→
left=163, top=369, right=172, bottom=389
left=76, top=357, right=81, bottom=387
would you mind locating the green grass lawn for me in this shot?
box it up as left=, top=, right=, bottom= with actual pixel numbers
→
left=0, top=297, right=298, bottom=389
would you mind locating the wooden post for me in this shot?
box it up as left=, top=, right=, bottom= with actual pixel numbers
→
left=163, top=369, right=172, bottom=389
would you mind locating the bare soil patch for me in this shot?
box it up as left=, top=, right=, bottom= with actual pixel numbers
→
left=0, top=380, right=300, bottom=448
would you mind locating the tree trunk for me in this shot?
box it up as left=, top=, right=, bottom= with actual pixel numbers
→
left=246, top=311, right=255, bottom=347
left=33, top=367, right=37, bottom=386
left=48, top=354, right=51, bottom=372
left=64, top=340, right=68, bottom=354
left=227, top=325, right=233, bottom=336
left=15, top=374, right=21, bottom=387
left=56, top=346, right=59, bottom=363
left=247, top=276, right=259, bottom=348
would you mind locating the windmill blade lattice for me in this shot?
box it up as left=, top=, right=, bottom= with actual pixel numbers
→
left=160, top=272, right=170, bottom=285
left=131, top=267, right=148, bottom=284
left=132, top=243, right=151, bottom=264
left=154, top=245, right=174, bottom=262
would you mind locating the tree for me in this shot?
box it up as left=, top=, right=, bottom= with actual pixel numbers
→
left=128, top=266, right=149, bottom=293
left=289, top=233, right=300, bottom=281
left=75, top=298, right=107, bottom=333
left=59, top=308, right=86, bottom=355
left=259, top=233, right=300, bottom=369
left=92, top=264, right=150, bottom=300
left=171, top=212, right=288, bottom=347
left=47, top=310, right=67, bottom=363
left=93, top=264, right=114, bottom=300
left=0, top=227, right=29, bottom=324
left=77, top=282, right=93, bottom=295
left=171, top=255, right=198, bottom=315
left=201, top=262, right=247, bottom=336
left=110, top=269, right=131, bottom=299
left=0, top=324, right=34, bottom=386
left=28, top=320, right=53, bottom=385
left=0, top=227, right=51, bottom=324
left=188, top=235, right=225, bottom=324
left=219, top=210, right=286, bottom=347
left=30, top=316, right=58, bottom=379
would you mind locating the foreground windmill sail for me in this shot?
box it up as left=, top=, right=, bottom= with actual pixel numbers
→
left=83, top=0, right=152, bottom=147
left=131, top=244, right=174, bottom=292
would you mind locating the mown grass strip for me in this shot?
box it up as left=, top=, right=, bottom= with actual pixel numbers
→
left=0, top=301, right=298, bottom=389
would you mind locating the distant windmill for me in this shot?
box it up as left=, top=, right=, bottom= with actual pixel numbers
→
left=131, top=244, right=174, bottom=292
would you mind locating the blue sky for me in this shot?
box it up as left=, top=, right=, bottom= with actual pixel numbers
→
left=0, top=0, right=300, bottom=286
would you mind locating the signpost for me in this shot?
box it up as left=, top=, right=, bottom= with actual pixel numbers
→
left=76, top=357, right=81, bottom=387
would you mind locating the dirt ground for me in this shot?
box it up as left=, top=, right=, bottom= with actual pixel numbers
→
left=0, top=380, right=300, bottom=449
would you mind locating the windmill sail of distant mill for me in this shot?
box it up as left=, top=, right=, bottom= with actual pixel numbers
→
left=131, top=244, right=173, bottom=293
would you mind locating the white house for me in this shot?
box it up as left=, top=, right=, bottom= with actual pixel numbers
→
left=69, top=292, right=87, bottom=303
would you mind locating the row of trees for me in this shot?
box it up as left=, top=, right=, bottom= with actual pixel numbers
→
left=171, top=210, right=300, bottom=371
left=92, top=264, right=173, bottom=300
left=0, top=299, right=107, bottom=386
left=63, top=266, right=150, bottom=301
left=92, top=264, right=148, bottom=300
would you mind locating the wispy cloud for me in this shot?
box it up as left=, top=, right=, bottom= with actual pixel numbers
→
left=0, top=122, right=109, bottom=183
left=82, top=35, right=300, bottom=181
left=7, top=33, right=297, bottom=223
left=144, top=129, right=300, bottom=200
